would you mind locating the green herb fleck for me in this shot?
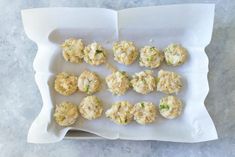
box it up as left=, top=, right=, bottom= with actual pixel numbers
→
left=147, top=56, right=153, bottom=62
left=173, top=44, right=177, bottom=48
left=140, top=102, right=145, bottom=108
left=96, top=98, right=101, bottom=104
left=95, top=50, right=103, bottom=55
left=167, top=59, right=173, bottom=65
left=121, top=71, right=126, bottom=75
left=84, top=85, right=90, bottom=93
left=150, top=47, right=155, bottom=51
left=159, top=104, right=170, bottom=110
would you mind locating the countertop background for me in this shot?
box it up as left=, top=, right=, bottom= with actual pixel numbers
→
left=0, top=0, right=235, bottom=156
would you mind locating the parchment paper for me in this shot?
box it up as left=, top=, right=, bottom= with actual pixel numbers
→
left=21, top=4, right=217, bottom=143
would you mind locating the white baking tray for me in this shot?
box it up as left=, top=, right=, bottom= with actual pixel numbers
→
left=22, top=4, right=217, bottom=143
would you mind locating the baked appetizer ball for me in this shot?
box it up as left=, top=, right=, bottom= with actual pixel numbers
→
left=132, top=102, right=157, bottom=125
left=139, top=46, right=164, bottom=68
left=79, top=95, right=103, bottom=120
left=159, top=95, right=182, bottom=119
left=54, top=101, right=79, bottom=126
left=131, top=70, right=157, bottom=94
left=61, top=38, right=84, bottom=63
left=78, top=70, right=101, bottom=94
left=157, top=70, right=182, bottom=94
left=113, top=41, right=138, bottom=65
left=105, top=101, right=133, bottom=125
left=164, top=44, right=187, bottom=66
left=84, top=42, right=107, bottom=65
left=54, top=72, right=78, bottom=96
left=105, top=71, right=130, bottom=95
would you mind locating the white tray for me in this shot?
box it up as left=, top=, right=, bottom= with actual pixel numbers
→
left=22, top=4, right=217, bottom=143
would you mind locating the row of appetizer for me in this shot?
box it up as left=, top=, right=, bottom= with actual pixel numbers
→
left=54, top=69, right=183, bottom=96
left=61, top=38, right=188, bottom=67
left=54, top=95, right=183, bottom=126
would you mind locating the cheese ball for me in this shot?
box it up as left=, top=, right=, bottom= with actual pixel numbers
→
left=79, top=95, right=103, bottom=120
left=164, top=44, right=187, bottom=66
left=139, top=46, right=164, bottom=68
left=54, top=72, right=78, bottom=96
left=78, top=70, right=101, bottom=94
left=131, top=70, right=157, bottom=94
left=157, top=70, right=183, bottom=94
left=113, top=41, right=138, bottom=65
left=159, top=96, right=182, bottom=119
left=54, top=101, right=79, bottom=126
left=105, top=101, right=133, bottom=125
left=133, top=102, right=157, bottom=125
left=61, top=38, right=84, bottom=63
left=105, top=71, right=130, bottom=96
left=84, top=42, right=107, bottom=65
